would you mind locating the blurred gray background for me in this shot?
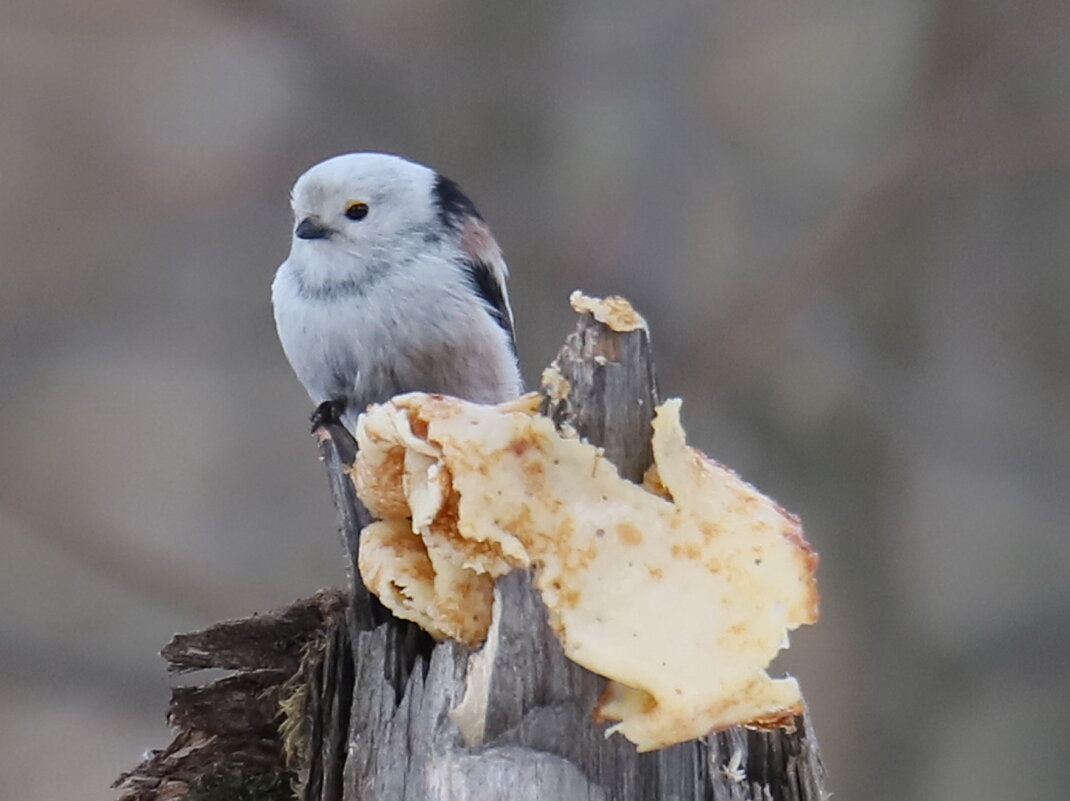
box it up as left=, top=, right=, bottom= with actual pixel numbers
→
left=2, top=1, right=1068, bottom=799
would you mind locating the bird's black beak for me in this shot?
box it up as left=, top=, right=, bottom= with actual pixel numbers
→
left=295, top=217, right=331, bottom=240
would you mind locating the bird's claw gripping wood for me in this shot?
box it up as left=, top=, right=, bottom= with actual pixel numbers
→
left=311, top=399, right=346, bottom=432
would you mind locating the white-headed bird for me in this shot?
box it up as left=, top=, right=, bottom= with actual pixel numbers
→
left=272, top=153, right=522, bottom=431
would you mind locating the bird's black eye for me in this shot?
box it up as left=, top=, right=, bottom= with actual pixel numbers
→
left=345, top=201, right=369, bottom=221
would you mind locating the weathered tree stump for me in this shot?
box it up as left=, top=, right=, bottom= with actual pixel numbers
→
left=115, top=304, right=827, bottom=801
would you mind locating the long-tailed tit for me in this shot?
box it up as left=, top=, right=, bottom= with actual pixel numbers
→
left=272, top=153, right=523, bottom=431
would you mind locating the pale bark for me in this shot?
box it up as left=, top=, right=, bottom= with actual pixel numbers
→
left=115, top=308, right=827, bottom=801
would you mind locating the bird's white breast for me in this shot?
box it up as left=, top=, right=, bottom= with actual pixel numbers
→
left=271, top=244, right=521, bottom=418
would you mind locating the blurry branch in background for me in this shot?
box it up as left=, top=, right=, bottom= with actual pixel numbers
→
left=704, top=0, right=1070, bottom=385
left=966, top=119, right=1070, bottom=175
left=18, top=502, right=271, bottom=621
left=0, top=623, right=162, bottom=709
left=204, top=0, right=401, bottom=106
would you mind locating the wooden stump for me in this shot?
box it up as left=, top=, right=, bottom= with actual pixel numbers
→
left=115, top=306, right=827, bottom=801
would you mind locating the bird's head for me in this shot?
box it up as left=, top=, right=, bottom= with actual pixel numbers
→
left=288, top=152, right=443, bottom=258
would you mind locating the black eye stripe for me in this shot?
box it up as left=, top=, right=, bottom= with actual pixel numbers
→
left=345, top=202, right=369, bottom=221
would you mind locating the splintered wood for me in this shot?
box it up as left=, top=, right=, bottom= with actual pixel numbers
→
left=353, top=390, right=819, bottom=751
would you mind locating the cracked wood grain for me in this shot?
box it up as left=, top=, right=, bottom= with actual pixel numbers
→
left=115, top=306, right=827, bottom=801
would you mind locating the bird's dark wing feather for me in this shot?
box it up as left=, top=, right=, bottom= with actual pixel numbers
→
left=458, top=217, right=517, bottom=357
left=432, top=172, right=518, bottom=355
left=461, top=256, right=517, bottom=356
